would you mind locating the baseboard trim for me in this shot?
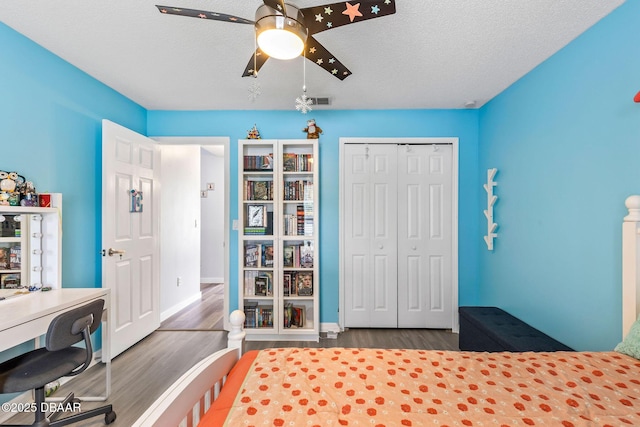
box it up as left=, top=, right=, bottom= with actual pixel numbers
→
left=161, top=292, right=202, bottom=322
left=320, top=322, right=341, bottom=339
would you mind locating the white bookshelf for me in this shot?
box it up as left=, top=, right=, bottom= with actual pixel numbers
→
left=238, top=139, right=319, bottom=341
left=0, top=194, right=62, bottom=296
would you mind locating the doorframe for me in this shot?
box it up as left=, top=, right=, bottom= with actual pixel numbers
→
left=152, top=136, right=231, bottom=331
left=338, top=137, right=459, bottom=333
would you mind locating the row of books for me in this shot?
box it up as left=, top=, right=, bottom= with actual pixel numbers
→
left=244, top=243, right=274, bottom=268
left=283, top=242, right=314, bottom=268
left=244, top=302, right=274, bottom=328
left=283, top=153, right=313, bottom=172
left=0, top=245, right=20, bottom=270
left=244, top=303, right=307, bottom=329
left=283, top=204, right=313, bottom=236
left=283, top=180, right=313, bottom=201
left=243, top=271, right=273, bottom=297
left=283, top=271, right=313, bottom=297
left=243, top=154, right=273, bottom=171
left=244, top=180, right=274, bottom=201
left=284, top=304, right=305, bottom=328
left=243, top=270, right=314, bottom=297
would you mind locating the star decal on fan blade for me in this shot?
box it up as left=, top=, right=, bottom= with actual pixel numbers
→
left=342, top=2, right=363, bottom=22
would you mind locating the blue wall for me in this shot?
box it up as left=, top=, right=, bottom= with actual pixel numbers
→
left=0, top=23, right=147, bottom=291
left=148, top=110, right=480, bottom=323
left=478, top=0, right=640, bottom=350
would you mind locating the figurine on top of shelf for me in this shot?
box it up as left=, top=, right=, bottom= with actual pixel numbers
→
left=303, top=119, right=322, bottom=139
left=0, top=171, right=24, bottom=193
left=247, top=124, right=261, bottom=139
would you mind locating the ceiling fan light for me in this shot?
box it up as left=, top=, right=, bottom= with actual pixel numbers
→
left=257, top=29, right=304, bottom=60
left=255, top=4, right=307, bottom=60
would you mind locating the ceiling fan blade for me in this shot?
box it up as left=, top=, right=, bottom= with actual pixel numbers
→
left=242, top=48, right=270, bottom=78
left=156, top=5, right=254, bottom=24
left=262, top=0, right=287, bottom=15
left=300, top=0, right=396, bottom=35
left=304, top=35, right=351, bottom=80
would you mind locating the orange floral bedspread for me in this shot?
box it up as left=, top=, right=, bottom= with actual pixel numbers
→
left=215, top=348, right=640, bottom=427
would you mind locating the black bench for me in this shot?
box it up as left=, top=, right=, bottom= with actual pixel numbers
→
left=458, top=306, right=573, bottom=352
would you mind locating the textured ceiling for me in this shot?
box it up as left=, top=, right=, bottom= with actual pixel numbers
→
left=0, top=0, right=625, bottom=110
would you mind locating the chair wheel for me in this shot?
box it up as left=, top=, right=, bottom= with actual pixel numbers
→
left=105, top=411, right=117, bottom=424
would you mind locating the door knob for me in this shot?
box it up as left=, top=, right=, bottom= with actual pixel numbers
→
left=105, top=248, right=126, bottom=258
left=378, top=245, right=384, bottom=249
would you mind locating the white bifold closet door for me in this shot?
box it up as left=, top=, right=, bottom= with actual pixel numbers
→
left=344, top=143, right=453, bottom=328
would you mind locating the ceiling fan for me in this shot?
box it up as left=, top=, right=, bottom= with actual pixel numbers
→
left=156, top=1, right=396, bottom=80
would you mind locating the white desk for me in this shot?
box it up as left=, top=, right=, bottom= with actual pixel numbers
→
left=0, top=288, right=111, bottom=400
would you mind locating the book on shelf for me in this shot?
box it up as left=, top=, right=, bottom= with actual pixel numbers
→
left=297, top=205, right=305, bottom=235
left=245, top=244, right=260, bottom=267
left=283, top=273, right=292, bottom=296
left=254, top=276, right=268, bottom=296
left=296, top=272, right=313, bottom=296
left=261, top=243, right=274, bottom=267
left=283, top=246, right=294, bottom=268
left=244, top=227, right=267, bottom=235
left=9, top=245, right=20, bottom=270
left=0, top=273, right=20, bottom=289
left=300, top=241, right=314, bottom=268
left=247, top=204, right=266, bottom=227
left=243, top=301, right=258, bottom=328
left=0, top=247, right=9, bottom=270
left=284, top=303, right=305, bottom=328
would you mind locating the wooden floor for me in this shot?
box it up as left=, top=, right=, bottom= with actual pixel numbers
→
left=159, top=283, right=225, bottom=330
left=5, top=288, right=459, bottom=426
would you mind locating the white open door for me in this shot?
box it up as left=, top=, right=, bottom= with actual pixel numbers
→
left=102, top=119, right=160, bottom=358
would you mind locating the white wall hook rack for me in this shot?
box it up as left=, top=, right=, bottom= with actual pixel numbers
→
left=483, top=168, right=498, bottom=250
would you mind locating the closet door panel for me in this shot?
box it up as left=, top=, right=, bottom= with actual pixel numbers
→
left=369, top=145, right=398, bottom=327
left=344, top=145, right=373, bottom=327
left=398, top=145, right=453, bottom=328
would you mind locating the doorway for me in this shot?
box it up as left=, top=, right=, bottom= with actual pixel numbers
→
left=152, top=137, right=231, bottom=331
left=339, top=137, right=459, bottom=331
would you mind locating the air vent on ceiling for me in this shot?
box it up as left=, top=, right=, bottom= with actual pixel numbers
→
left=308, top=97, right=331, bottom=106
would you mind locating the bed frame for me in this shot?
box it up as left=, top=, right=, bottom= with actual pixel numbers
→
left=132, top=310, right=246, bottom=427
left=133, top=195, right=640, bottom=427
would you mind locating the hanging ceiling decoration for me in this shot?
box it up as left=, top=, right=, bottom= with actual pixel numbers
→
left=156, top=0, right=396, bottom=80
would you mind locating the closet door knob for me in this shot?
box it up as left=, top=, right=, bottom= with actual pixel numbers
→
left=412, top=246, right=417, bottom=250
left=378, top=245, right=383, bottom=249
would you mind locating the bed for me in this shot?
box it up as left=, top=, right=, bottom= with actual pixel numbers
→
left=133, top=195, right=640, bottom=427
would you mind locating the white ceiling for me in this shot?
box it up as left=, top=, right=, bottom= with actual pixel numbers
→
left=0, top=0, right=625, bottom=111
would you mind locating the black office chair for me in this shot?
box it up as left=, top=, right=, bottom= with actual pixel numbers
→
left=0, top=299, right=116, bottom=426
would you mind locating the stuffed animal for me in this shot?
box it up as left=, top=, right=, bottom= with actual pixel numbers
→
left=303, top=119, right=322, bottom=139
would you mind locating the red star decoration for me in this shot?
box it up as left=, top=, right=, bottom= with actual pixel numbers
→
left=342, top=2, right=363, bottom=22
